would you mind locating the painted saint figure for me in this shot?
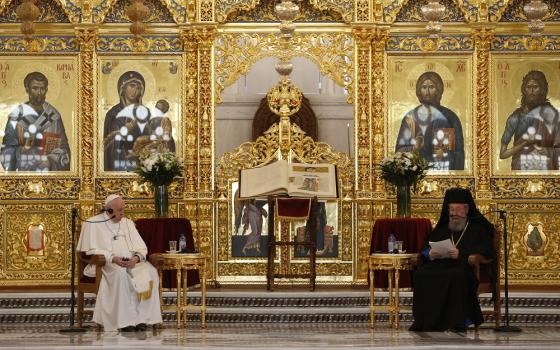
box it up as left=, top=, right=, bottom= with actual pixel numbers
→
left=104, top=71, right=176, bottom=171
left=395, top=71, right=464, bottom=171
left=241, top=199, right=268, bottom=255
left=136, top=99, right=176, bottom=154
left=104, top=71, right=151, bottom=171
left=0, top=72, right=71, bottom=172
left=500, top=70, right=560, bottom=170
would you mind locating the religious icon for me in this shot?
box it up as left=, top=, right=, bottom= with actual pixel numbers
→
left=293, top=202, right=338, bottom=258
left=98, top=57, right=181, bottom=173
left=387, top=57, right=472, bottom=174
left=0, top=57, right=77, bottom=174
left=523, top=222, right=547, bottom=256
left=395, top=71, right=464, bottom=171
left=492, top=57, right=560, bottom=174
left=231, top=184, right=269, bottom=258
left=26, top=223, right=46, bottom=256
left=499, top=71, right=560, bottom=171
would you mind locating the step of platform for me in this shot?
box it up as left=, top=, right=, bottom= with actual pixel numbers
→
left=0, top=291, right=559, bottom=324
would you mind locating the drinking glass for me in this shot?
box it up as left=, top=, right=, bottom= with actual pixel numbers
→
left=169, top=240, right=177, bottom=252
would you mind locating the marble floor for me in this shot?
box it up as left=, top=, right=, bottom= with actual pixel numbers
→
left=1, top=289, right=559, bottom=349
left=0, top=323, right=560, bottom=350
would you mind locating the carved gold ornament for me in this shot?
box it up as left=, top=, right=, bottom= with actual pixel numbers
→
left=267, top=78, right=303, bottom=118
left=421, top=0, right=446, bottom=37
left=16, top=0, right=40, bottom=40
left=265, top=0, right=303, bottom=119
left=126, top=0, right=149, bottom=38
left=275, top=0, right=299, bottom=22
left=523, top=0, right=549, bottom=37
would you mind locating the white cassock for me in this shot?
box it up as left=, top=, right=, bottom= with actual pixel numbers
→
left=76, top=213, right=162, bottom=331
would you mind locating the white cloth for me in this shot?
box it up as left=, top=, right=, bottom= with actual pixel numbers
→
left=76, top=213, right=162, bottom=331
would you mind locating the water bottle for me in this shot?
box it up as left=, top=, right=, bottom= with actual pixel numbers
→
left=178, top=233, right=187, bottom=252
left=388, top=233, right=396, bottom=253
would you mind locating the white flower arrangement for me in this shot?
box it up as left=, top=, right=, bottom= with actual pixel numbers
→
left=379, top=151, right=429, bottom=188
left=135, top=150, right=183, bottom=186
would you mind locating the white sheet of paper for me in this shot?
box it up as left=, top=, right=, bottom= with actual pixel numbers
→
left=429, top=239, right=455, bottom=258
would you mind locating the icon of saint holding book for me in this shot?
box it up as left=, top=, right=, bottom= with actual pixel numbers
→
left=395, top=71, right=464, bottom=171
left=0, top=72, right=70, bottom=172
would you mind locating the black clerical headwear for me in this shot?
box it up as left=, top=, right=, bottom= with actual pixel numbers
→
left=435, top=187, right=493, bottom=232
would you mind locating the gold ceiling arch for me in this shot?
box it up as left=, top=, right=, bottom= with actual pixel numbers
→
left=214, top=31, right=354, bottom=104
left=93, top=0, right=184, bottom=24
left=384, top=0, right=476, bottom=23
left=307, top=0, right=352, bottom=23
left=216, top=0, right=352, bottom=24
left=0, top=0, right=75, bottom=23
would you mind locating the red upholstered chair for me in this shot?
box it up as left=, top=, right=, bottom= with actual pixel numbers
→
left=76, top=252, right=105, bottom=328
left=468, top=226, right=501, bottom=329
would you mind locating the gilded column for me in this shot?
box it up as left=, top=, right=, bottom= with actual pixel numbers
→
left=371, top=27, right=388, bottom=198
left=195, top=26, right=216, bottom=195
left=76, top=28, right=97, bottom=208
left=196, top=26, right=217, bottom=280
left=181, top=29, right=199, bottom=196
left=181, top=28, right=200, bottom=252
left=353, top=27, right=373, bottom=197
left=473, top=27, right=494, bottom=200
left=353, top=27, right=374, bottom=282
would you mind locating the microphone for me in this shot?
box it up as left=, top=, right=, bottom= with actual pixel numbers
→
left=100, top=208, right=114, bottom=214
left=84, top=215, right=115, bottom=223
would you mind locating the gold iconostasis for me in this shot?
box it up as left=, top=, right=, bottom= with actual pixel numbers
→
left=0, top=0, right=559, bottom=289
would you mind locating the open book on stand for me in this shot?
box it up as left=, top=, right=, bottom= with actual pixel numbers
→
left=239, top=159, right=338, bottom=199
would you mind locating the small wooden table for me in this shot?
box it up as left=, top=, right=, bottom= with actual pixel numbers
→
left=369, top=253, right=418, bottom=329
left=149, top=253, right=207, bottom=329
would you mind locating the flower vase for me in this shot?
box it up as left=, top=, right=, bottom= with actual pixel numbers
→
left=396, top=184, right=411, bottom=218
left=154, top=184, right=169, bottom=218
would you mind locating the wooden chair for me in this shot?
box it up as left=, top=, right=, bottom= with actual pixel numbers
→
left=76, top=252, right=105, bottom=328
left=468, top=226, right=501, bottom=329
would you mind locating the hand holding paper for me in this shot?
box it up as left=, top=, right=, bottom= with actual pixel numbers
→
left=429, top=239, right=455, bottom=259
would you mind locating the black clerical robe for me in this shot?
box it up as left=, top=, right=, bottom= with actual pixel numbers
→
left=410, top=220, right=494, bottom=331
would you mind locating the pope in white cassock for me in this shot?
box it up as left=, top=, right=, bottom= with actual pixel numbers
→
left=77, top=194, right=162, bottom=331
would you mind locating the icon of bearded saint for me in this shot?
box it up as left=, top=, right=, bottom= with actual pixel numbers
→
left=395, top=71, right=464, bottom=171
left=499, top=70, right=560, bottom=171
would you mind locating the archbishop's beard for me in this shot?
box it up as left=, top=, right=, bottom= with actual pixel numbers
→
left=448, top=216, right=467, bottom=232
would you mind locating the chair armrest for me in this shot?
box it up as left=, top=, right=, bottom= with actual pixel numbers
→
left=468, top=254, right=493, bottom=282
left=468, top=253, right=493, bottom=266
left=410, top=254, right=423, bottom=267
left=79, top=253, right=106, bottom=266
